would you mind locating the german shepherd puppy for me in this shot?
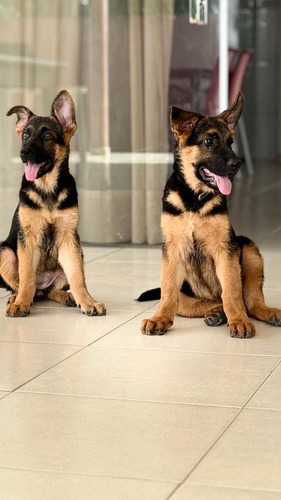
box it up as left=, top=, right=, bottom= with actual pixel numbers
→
left=0, top=90, right=106, bottom=317
left=140, top=92, right=281, bottom=338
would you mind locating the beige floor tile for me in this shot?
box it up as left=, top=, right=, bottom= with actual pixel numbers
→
left=189, top=408, right=281, bottom=491
left=0, top=393, right=236, bottom=481
left=95, top=247, right=162, bottom=263
left=171, top=483, right=281, bottom=499
left=0, top=342, right=81, bottom=391
left=263, top=252, right=281, bottom=290
left=84, top=261, right=161, bottom=287
left=260, top=235, right=281, bottom=253
left=263, top=289, right=281, bottom=307
left=21, top=346, right=278, bottom=407
left=82, top=245, right=120, bottom=263
left=96, top=312, right=281, bottom=356
left=0, top=468, right=175, bottom=500
left=0, top=392, right=9, bottom=399
left=0, top=294, right=10, bottom=305
left=0, top=289, right=9, bottom=299
left=86, top=282, right=159, bottom=312
left=0, top=307, right=137, bottom=345
left=248, top=362, right=281, bottom=410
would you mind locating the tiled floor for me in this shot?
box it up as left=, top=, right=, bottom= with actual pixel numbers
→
left=0, top=162, right=281, bottom=499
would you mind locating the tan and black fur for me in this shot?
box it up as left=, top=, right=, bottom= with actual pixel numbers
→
left=0, top=90, right=106, bottom=317
left=140, top=92, right=281, bottom=338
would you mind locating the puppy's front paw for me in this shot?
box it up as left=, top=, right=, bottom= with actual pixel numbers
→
left=80, top=300, right=106, bottom=316
left=141, top=317, right=173, bottom=335
left=6, top=302, right=31, bottom=317
left=93, top=302, right=106, bottom=316
left=229, top=319, right=255, bottom=338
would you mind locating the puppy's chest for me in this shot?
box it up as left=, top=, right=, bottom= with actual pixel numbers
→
left=38, top=224, right=58, bottom=270
left=27, top=186, right=69, bottom=211
left=167, top=212, right=222, bottom=297
left=19, top=203, right=78, bottom=271
left=162, top=211, right=213, bottom=253
left=38, top=211, right=76, bottom=262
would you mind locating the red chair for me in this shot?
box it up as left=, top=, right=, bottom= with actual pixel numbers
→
left=229, top=50, right=253, bottom=105
left=206, top=48, right=237, bottom=116
left=229, top=50, right=254, bottom=175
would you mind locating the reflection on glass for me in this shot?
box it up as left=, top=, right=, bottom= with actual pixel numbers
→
left=189, top=0, right=208, bottom=25
left=0, top=0, right=223, bottom=244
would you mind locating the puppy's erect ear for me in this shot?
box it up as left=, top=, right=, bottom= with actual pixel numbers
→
left=6, top=106, right=34, bottom=136
left=170, top=107, right=203, bottom=139
left=51, top=89, right=77, bottom=138
left=217, top=91, right=244, bottom=133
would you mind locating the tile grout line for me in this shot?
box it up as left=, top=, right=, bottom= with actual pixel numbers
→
left=0, top=308, right=152, bottom=396
left=0, top=464, right=178, bottom=484
left=70, top=343, right=281, bottom=358
left=14, top=390, right=242, bottom=409
left=167, top=357, right=281, bottom=499
left=83, top=247, right=124, bottom=265
left=186, top=480, right=281, bottom=495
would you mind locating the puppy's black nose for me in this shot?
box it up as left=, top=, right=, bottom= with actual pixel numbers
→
left=21, top=146, right=32, bottom=157
left=20, top=146, right=32, bottom=161
left=227, top=157, right=241, bottom=173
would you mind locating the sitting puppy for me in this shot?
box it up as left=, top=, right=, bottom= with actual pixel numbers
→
left=140, top=92, right=281, bottom=338
left=0, top=90, right=106, bottom=317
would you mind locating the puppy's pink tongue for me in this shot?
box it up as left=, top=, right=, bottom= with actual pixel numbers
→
left=25, top=162, right=41, bottom=181
left=213, top=174, right=232, bottom=195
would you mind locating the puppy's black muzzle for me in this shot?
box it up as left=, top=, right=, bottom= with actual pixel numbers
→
left=227, top=157, right=241, bottom=176
left=207, top=151, right=241, bottom=179
left=20, top=145, right=33, bottom=163
left=20, top=143, right=50, bottom=167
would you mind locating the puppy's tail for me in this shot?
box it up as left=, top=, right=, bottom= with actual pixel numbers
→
left=136, top=280, right=194, bottom=302
left=136, top=287, right=161, bottom=302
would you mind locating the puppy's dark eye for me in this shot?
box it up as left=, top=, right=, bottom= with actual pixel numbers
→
left=43, top=131, right=52, bottom=140
left=204, top=137, right=213, bottom=147
left=22, top=131, right=29, bottom=141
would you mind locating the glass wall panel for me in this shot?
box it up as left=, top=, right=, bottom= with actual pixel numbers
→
left=0, top=0, right=225, bottom=244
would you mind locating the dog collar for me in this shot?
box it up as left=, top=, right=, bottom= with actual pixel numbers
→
left=198, top=191, right=209, bottom=201
left=175, top=173, right=211, bottom=202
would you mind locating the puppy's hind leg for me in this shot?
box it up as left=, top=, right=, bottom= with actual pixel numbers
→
left=44, top=268, right=76, bottom=307
left=178, top=292, right=227, bottom=326
left=240, top=238, right=281, bottom=326
left=48, top=289, right=76, bottom=307
left=0, top=246, right=19, bottom=296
